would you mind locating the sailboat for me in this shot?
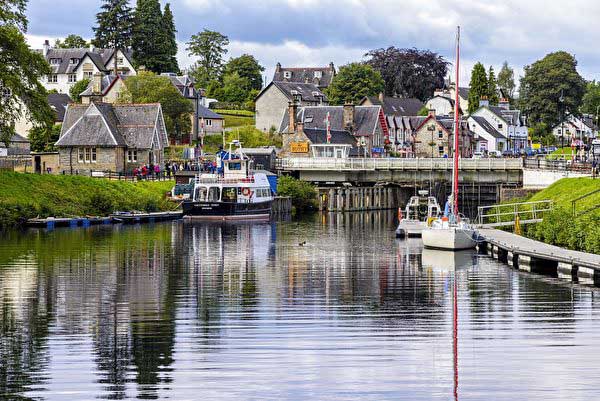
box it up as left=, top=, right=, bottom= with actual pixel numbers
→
left=421, top=26, right=478, bottom=251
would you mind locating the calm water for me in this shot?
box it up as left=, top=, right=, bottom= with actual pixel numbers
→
left=2, top=213, right=600, bottom=400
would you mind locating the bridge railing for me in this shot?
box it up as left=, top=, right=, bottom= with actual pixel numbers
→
left=277, top=157, right=523, bottom=171
left=476, top=200, right=554, bottom=227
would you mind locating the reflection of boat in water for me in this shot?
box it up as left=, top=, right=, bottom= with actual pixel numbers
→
left=421, top=248, right=477, bottom=270
left=395, top=190, right=441, bottom=238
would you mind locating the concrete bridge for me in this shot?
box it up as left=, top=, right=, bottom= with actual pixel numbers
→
left=277, top=157, right=523, bottom=185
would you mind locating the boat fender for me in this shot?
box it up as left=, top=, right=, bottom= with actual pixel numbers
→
left=241, top=187, right=252, bottom=197
left=398, top=208, right=403, bottom=221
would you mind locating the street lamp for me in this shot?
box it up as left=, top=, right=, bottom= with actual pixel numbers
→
left=427, top=125, right=436, bottom=158
left=559, top=89, right=565, bottom=149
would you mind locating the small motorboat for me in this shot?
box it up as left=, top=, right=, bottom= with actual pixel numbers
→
left=395, top=190, right=441, bottom=238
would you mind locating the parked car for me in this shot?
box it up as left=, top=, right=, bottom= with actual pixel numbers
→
left=547, top=146, right=558, bottom=153
left=523, top=147, right=536, bottom=157
left=488, top=150, right=502, bottom=158
left=472, top=151, right=484, bottom=159
left=502, top=150, right=516, bottom=157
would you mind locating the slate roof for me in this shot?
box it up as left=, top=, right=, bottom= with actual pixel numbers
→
left=364, top=96, right=424, bottom=116
left=303, top=128, right=357, bottom=146
left=488, top=105, right=523, bottom=126
left=41, top=47, right=134, bottom=75
left=9, top=132, right=29, bottom=143
left=257, top=81, right=327, bottom=103
left=470, top=116, right=505, bottom=139
left=273, top=63, right=335, bottom=88
left=161, top=74, right=198, bottom=99
left=47, top=93, right=72, bottom=122
left=80, top=75, right=119, bottom=97
left=457, top=87, right=470, bottom=99
left=279, top=105, right=382, bottom=135
left=240, top=147, right=277, bottom=155
left=197, top=105, right=223, bottom=119
left=56, top=102, right=167, bottom=149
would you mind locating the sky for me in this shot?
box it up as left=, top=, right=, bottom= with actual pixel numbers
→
left=25, top=0, right=600, bottom=87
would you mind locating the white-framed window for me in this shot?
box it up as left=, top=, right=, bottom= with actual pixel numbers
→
left=70, top=58, right=79, bottom=64
left=438, top=145, right=444, bottom=155
left=498, top=123, right=503, bottom=129
left=117, top=57, right=124, bottom=65
left=283, top=71, right=292, bottom=79
left=127, top=150, right=138, bottom=163
left=47, top=74, right=58, bottom=83
left=78, top=147, right=97, bottom=163
left=438, top=130, right=443, bottom=139
left=68, top=74, right=77, bottom=83
left=91, top=147, right=97, bottom=163
left=78, top=148, right=84, bottom=163
left=83, top=71, right=93, bottom=79
left=49, top=58, right=61, bottom=65
left=206, top=119, right=212, bottom=126
left=314, top=70, right=322, bottom=78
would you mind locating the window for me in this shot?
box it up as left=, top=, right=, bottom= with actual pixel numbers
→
left=84, top=147, right=91, bottom=162
left=91, top=148, right=97, bottom=163
left=438, top=146, right=444, bottom=155
left=283, top=71, right=292, bottom=79
left=68, top=74, right=77, bottom=83
left=195, top=187, right=207, bottom=201
left=208, top=187, right=220, bottom=202
left=222, top=187, right=237, bottom=202
left=438, top=130, right=443, bottom=139
left=70, top=58, right=79, bottom=64
left=47, top=74, right=58, bottom=83
left=83, top=71, right=93, bottom=79
left=127, top=150, right=138, bottom=163
left=78, top=148, right=84, bottom=163
left=49, top=58, right=61, bottom=65
left=117, top=57, right=124, bottom=65
left=78, top=147, right=97, bottom=163
left=205, top=119, right=212, bottom=127
left=314, top=70, right=322, bottom=78
left=498, top=123, right=503, bottom=129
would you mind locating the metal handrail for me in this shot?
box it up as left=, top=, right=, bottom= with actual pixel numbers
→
left=477, top=200, right=554, bottom=226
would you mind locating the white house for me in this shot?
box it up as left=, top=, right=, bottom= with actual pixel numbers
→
left=425, top=95, right=458, bottom=117
left=468, top=116, right=507, bottom=153
left=38, top=40, right=136, bottom=94
left=552, top=114, right=597, bottom=145
left=470, top=99, right=528, bottom=152
left=432, top=86, right=469, bottom=115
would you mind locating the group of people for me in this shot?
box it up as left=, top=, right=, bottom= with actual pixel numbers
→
left=132, top=163, right=161, bottom=180
left=130, top=159, right=222, bottom=180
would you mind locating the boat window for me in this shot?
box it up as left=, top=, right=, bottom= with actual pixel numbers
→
left=208, top=187, right=221, bottom=201
left=228, top=162, right=242, bottom=171
left=195, top=186, right=207, bottom=201
left=222, top=187, right=237, bottom=202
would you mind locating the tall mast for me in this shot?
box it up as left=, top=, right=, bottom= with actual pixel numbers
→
left=453, top=26, right=461, bottom=217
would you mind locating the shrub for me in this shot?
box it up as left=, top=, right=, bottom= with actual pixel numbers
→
left=277, top=176, right=317, bottom=211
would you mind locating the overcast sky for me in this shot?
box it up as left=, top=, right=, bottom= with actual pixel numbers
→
left=25, top=0, right=600, bottom=87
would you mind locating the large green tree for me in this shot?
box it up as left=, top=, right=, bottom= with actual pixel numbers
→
left=119, top=72, right=193, bottom=141
left=487, top=66, right=499, bottom=105
left=325, top=63, right=384, bottom=105
left=69, top=78, right=90, bottom=102
left=0, top=0, right=53, bottom=146
left=365, top=47, right=448, bottom=101
left=497, top=61, right=516, bottom=101
left=221, top=73, right=249, bottom=104
left=519, top=51, right=586, bottom=128
left=55, top=34, right=87, bottom=48
left=581, top=81, right=600, bottom=117
left=224, top=54, right=264, bottom=91
left=132, top=0, right=170, bottom=73
left=93, top=0, right=133, bottom=73
left=160, top=3, right=179, bottom=73
left=29, top=123, right=61, bottom=152
left=186, top=29, right=229, bottom=87
left=467, top=62, right=488, bottom=114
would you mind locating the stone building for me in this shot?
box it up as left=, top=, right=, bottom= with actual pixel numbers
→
left=413, top=111, right=473, bottom=158
left=255, top=81, right=327, bottom=132
left=272, top=62, right=336, bottom=89
left=55, top=102, right=168, bottom=174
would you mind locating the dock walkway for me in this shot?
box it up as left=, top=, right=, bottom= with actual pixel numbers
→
left=479, top=228, right=600, bottom=284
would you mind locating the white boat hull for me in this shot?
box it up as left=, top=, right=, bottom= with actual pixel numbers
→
left=422, top=226, right=477, bottom=250
left=395, top=220, right=427, bottom=238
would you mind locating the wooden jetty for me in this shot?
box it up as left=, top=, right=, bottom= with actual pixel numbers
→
left=479, top=228, right=600, bottom=285
left=27, top=216, right=113, bottom=229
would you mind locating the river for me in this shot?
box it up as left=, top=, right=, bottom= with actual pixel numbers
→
left=1, top=212, right=600, bottom=400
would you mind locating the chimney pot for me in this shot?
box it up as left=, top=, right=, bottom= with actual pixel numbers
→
left=276, top=62, right=281, bottom=73
left=92, top=72, right=103, bottom=95
left=43, top=39, right=50, bottom=57
left=288, top=101, right=298, bottom=132
left=378, top=92, right=384, bottom=103
left=343, top=102, right=355, bottom=131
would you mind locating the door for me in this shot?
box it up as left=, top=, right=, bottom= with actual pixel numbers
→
left=34, top=156, right=41, bottom=174
left=335, top=148, right=343, bottom=158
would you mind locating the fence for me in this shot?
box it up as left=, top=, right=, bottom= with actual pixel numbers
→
left=85, top=170, right=173, bottom=181
left=523, top=158, right=592, bottom=173
left=476, top=200, right=554, bottom=227
left=0, top=157, right=32, bottom=172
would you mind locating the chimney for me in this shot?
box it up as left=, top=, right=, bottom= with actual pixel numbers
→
left=428, top=109, right=436, bottom=117
left=276, top=62, right=281, bottom=73
left=92, top=72, right=103, bottom=95
left=498, top=98, right=510, bottom=110
left=89, top=43, right=95, bottom=52
left=479, top=96, right=489, bottom=108
left=43, top=40, right=50, bottom=57
left=329, top=62, right=335, bottom=72
left=296, top=121, right=304, bottom=134
left=343, top=102, right=355, bottom=131
left=288, top=101, right=298, bottom=132
left=378, top=92, right=384, bottom=103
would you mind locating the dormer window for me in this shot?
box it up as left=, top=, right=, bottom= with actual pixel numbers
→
left=283, top=71, right=292, bottom=79
left=70, top=58, right=79, bottom=64
left=117, top=57, right=124, bottom=65
left=50, top=58, right=61, bottom=65
left=314, top=71, right=322, bottom=78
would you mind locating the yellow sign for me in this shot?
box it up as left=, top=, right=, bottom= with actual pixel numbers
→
left=290, top=141, right=309, bottom=153
left=532, top=143, right=541, bottom=149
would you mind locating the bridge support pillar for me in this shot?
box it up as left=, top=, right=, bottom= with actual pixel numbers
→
left=492, top=245, right=499, bottom=260
left=337, top=188, right=344, bottom=212
left=577, top=266, right=597, bottom=285
left=518, top=255, right=532, bottom=272
left=558, top=262, right=577, bottom=281
left=345, top=188, right=351, bottom=211
left=328, top=189, right=335, bottom=211
left=507, top=251, right=517, bottom=268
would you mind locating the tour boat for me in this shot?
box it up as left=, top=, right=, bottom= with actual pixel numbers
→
left=422, top=26, right=478, bottom=251
left=395, top=190, right=441, bottom=238
left=182, top=142, right=274, bottom=221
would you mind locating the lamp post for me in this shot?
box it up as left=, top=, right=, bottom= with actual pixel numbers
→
left=428, top=125, right=435, bottom=158
left=559, top=89, right=565, bottom=149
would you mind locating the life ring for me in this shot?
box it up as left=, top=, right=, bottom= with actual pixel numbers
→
left=241, top=187, right=251, bottom=197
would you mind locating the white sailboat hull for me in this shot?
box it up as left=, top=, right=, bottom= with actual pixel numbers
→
left=395, top=219, right=428, bottom=237
left=422, top=226, right=477, bottom=250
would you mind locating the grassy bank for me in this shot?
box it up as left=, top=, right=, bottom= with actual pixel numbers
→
left=215, top=109, right=255, bottom=128
left=522, top=178, right=600, bottom=253
left=0, top=172, right=174, bottom=227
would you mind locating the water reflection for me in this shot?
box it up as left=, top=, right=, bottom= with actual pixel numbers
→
left=0, top=214, right=600, bottom=400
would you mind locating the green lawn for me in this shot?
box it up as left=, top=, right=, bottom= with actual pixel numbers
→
left=213, top=109, right=255, bottom=128
left=0, top=172, right=175, bottom=227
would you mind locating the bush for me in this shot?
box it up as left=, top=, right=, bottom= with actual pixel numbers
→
left=277, top=176, right=317, bottom=211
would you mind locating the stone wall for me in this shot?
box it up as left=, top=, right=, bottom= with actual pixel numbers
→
left=255, top=86, right=289, bottom=132
left=499, top=187, right=540, bottom=202
left=58, top=146, right=121, bottom=174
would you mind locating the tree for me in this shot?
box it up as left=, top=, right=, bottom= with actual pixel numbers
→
left=581, top=81, right=600, bottom=117
left=224, top=54, right=264, bottom=91
left=132, top=0, right=170, bottom=73
left=497, top=61, right=516, bottom=101
left=365, top=47, right=448, bottom=101
left=160, top=3, right=178, bottom=73
left=119, top=71, right=193, bottom=141
left=69, top=79, right=90, bottom=102
left=186, top=29, right=229, bottom=87
left=93, top=0, right=134, bottom=74
left=467, top=62, right=488, bottom=114
left=325, top=63, right=384, bottom=105
left=55, top=34, right=87, bottom=49
left=0, top=0, right=54, bottom=147
left=487, top=66, right=499, bottom=105
left=29, top=123, right=61, bottom=152
left=221, top=73, right=249, bottom=104
left=519, top=51, right=586, bottom=128
left=417, top=106, right=429, bottom=116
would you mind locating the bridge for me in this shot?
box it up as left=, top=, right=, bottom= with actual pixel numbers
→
left=277, top=157, right=523, bottom=185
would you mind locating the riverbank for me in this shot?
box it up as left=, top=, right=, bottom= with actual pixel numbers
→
left=0, top=172, right=174, bottom=228
left=523, top=177, right=600, bottom=253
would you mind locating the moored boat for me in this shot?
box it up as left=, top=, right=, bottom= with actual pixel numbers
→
left=395, top=190, right=441, bottom=238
